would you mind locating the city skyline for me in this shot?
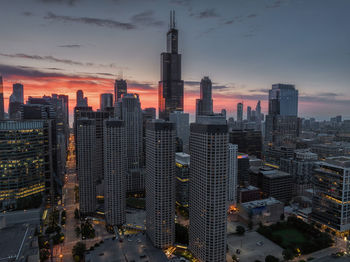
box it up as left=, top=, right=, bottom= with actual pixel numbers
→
left=1, top=0, right=350, bottom=121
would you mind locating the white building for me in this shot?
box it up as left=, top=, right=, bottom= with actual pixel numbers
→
left=76, top=118, right=96, bottom=215
left=228, top=144, right=238, bottom=205
left=145, top=120, right=175, bottom=248
left=189, top=116, right=228, bottom=262
left=103, top=119, right=126, bottom=226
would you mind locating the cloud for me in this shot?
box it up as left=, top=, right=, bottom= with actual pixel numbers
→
left=58, top=44, right=82, bottom=48
left=44, top=12, right=136, bottom=30
left=212, top=85, right=230, bottom=90
left=247, top=14, right=258, bottom=18
left=22, top=11, right=34, bottom=16
left=0, top=64, right=74, bottom=78
left=184, top=81, right=200, bottom=86
left=249, top=88, right=269, bottom=93
left=131, top=10, right=164, bottom=27
left=38, top=0, right=79, bottom=6
left=195, top=8, right=220, bottom=19
left=171, top=0, right=192, bottom=6
left=128, top=80, right=156, bottom=91
left=316, top=92, right=342, bottom=97
left=266, top=0, right=285, bottom=9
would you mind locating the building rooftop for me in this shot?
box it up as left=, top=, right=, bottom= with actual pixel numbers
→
left=239, top=185, right=259, bottom=192
left=175, top=152, right=190, bottom=165
left=324, top=156, right=350, bottom=168
left=241, top=197, right=282, bottom=209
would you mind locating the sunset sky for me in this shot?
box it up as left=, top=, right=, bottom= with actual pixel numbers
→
left=1, top=0, right=349, bottom=122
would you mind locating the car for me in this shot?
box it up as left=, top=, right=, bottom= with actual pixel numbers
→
left=256, top=241, right=264, bottom=246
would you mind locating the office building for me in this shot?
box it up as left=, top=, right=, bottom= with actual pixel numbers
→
left=238, top=186, right=261, bottom=203
left=117, top=94, right=143, bottom=193
left=264, top=145, right=294, bottom=166
left=229, top=129, right=262, bottom=158
left=175, top=152, right=190, bottom=207
left=0, top=120, right=51, bottom=209
left=114, top=79, right=127, bottom=102
left=9, top=83, right=24, bottom=119
left=238, top=153, right=250, bottom=186
left=76, top=118, right=96, bottom=215
left=228, top=144, right=238, bottom=205
left=100, top=93, right=113, bottom=111
left=189, top=116, right=228, bottom=262
left=250, top=166, right=292, bottom=203
left=265, top=84, right=300, bottom=146
left=169, top=111, right=190, bottom=153
left=76, top=90, right=88, bottom=107
left=195, top=76, right=213, bottom=118
left=237, top=102, right=243, bottom=122
left=311, top=157, right=350, bottom=233
left=247, top=106, right=252, bottom=121
left=0, top=76, right=4, bottom=120
left=103, top=119, right=126, bottom=226
left=146, top=120, right=175, bottom=248
left=158, top=11, right=184, bottom=120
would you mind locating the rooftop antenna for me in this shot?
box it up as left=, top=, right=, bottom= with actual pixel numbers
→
left=170, top=10, right=176, bottom=29
left=173, top=10, right=176, bottom=29
left=117, top=70, right=123, bottom=80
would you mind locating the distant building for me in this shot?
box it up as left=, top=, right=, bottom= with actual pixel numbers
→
left=169, top=111, right=190, bottom=153
left=76, top=118, right=96, bottom=215
left=237, top=102, right=243, bottom=122
left=76, top=90, right=88, bottom=107
left=0, top=120, right=51, bottom=209
left=311, top=157, right=350, bottom=233
left=9, top=83, right=24, bottom=119
left=229, top=129, right=262, bottom=158
left=146, top=120, right=175, bottom=248
left=175, top=152, right=190, bottom=207
left=189, top=116, right=228, bottom=262
left=195, top=76, right=213, bottom=118
left=238, top=186, right=261, bottom=203
left=100, top=93, right=113, bottom=111
left=247, top=106, right=252, bottom=121
left=238, top=197, right=284, bottom=225
left=238, top=153, right=250, bottom=186
left=103, top=119, right=126, bottom=226
left=142, top=108, right=156, bottom=167
left=0, top=76, right=4, bottom=120
left=114, top=79, right=127, bottom=103
left=264, top=145, right=294, bottom=166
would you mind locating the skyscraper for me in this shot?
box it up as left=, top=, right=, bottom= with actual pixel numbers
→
left=189, top=116, right=228, bottom=262
left=76, top=90, right=88, bottom=107
left=228, top=144, right=238, bottom=205
left=237, top=102, right=243, bottom=122
left=0, top=76, right=4, bottom=119
left=9, top=83, right=24, bottom=119
left=117, top=94, right=143, bottom=193
left=114, top=79, right=127, bottom=103
left=265, top=84, right=300, bottom=146
left=169, top=111, right=190, bottom=153
left=76, top=118, right=96, bottom=215
left=158, top=11, right=184, bottom=120
left=247, top=106, right=252, bottom=121
left=196, top=76, right=213, bottom=118
left=256, top=100, right=262, bottom=121
left=100, top=93, right=113, bottom=111
left=146, top=120, right=175, bottom=248
left=103, top=119, right=126, bottom=226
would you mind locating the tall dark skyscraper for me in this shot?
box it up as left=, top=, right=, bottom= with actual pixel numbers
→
left=114, top=79, right=127, bottom=103
left=196, top=76, right=213, bottom=118
left=76, top=90, right=88, bottom=107
left=158, top=11, right=184, bottom=120
left=9, top=83, right=24, bottom=119
left=0, top=76, right=4, bottom=119
left=100, top=93, right=113, bottom=111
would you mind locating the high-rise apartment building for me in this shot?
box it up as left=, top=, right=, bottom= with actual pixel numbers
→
left=0, top=120, right=52, bottom=209
left=237, top=102, right=243, bottom=122
left=311, top=157, right=350, bottom=233
left=158, top=11, right=184, bottom=120
left=103, top=119, right=126, bottom=226
left=169, top=111, right=190, bottom=153
left=247, top=106, right=252, bottom=121
left=228, top=144, right=238, bottom=205
left=145, top=120, right=175, bottom=248
left=100, top=93, right=113, bottom=111
left=76, top=118, right=96, bottom=215
left=114, top=79, right=127, bottom=103
left=195, top=76, right=213, bottom=118
left=0, top=76, right=4, bottom=119
left=189, top=116, right=228, bottom=262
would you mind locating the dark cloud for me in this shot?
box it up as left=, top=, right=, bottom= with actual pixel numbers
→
left=128, top=81, right=156, bottom=90
left=247, top=14, right=258, bottom=18
left=212, top=85, right=230, bottom=90
left=0, top=64, right=72, bottom=78
left=266, top=0, right=284, bottom=9
left=248, top=88, right=269, bottom=93
left=96, top=72, right=115, bottom=76
left=22, top=11, right=34, bottom=16
left=131, top=10, right=164, bottom=27
left=300, top=95, right=350, bottom=105
left=38, top=0, right=79, bottom=6
left=184, top=81, right=200, bottom=86
left=317, top=92, right=342, bottom=97
left=171, top=0, right=192, bottom=6
left=44, top=12, right=136, bottom=30
left=58, top=44, right=82, bottom=48
left=195, top=8, right=220, bottom=19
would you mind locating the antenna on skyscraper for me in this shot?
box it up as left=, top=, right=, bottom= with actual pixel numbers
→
left=170, top=10, right=176, bottom=29
left=117, top=70, right=123, bottom=80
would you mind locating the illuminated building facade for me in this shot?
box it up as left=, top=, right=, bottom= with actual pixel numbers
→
left=145, top=120, right=175, bottom=248
left=158, top=11, right=184, bottom=120
left=0, top=120, right=51, bottom=208
left=311, top=157, right=350, bottom=233
left=189, top=116, right=228, bottom=262
left=175, top=152, right=190, bottom=207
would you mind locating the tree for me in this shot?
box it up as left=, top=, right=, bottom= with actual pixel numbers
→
left=175, top=223, right=189, bottom=244
left=282, top=249, right=295, bottom=261
left=248, top=221, right=253, bottom=230
left=75, top=226, right=81, bottom=237
left=265, top=255, right=279, bottom=262
left=280, top=213, right=285, bottom=221
left=72, top=242, right=86, bottom=261
left=74, top=208, right=80, bottom=219
left=236, top=225, right=245, bottom=235
left=232, top=254, right=238, bottom=261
